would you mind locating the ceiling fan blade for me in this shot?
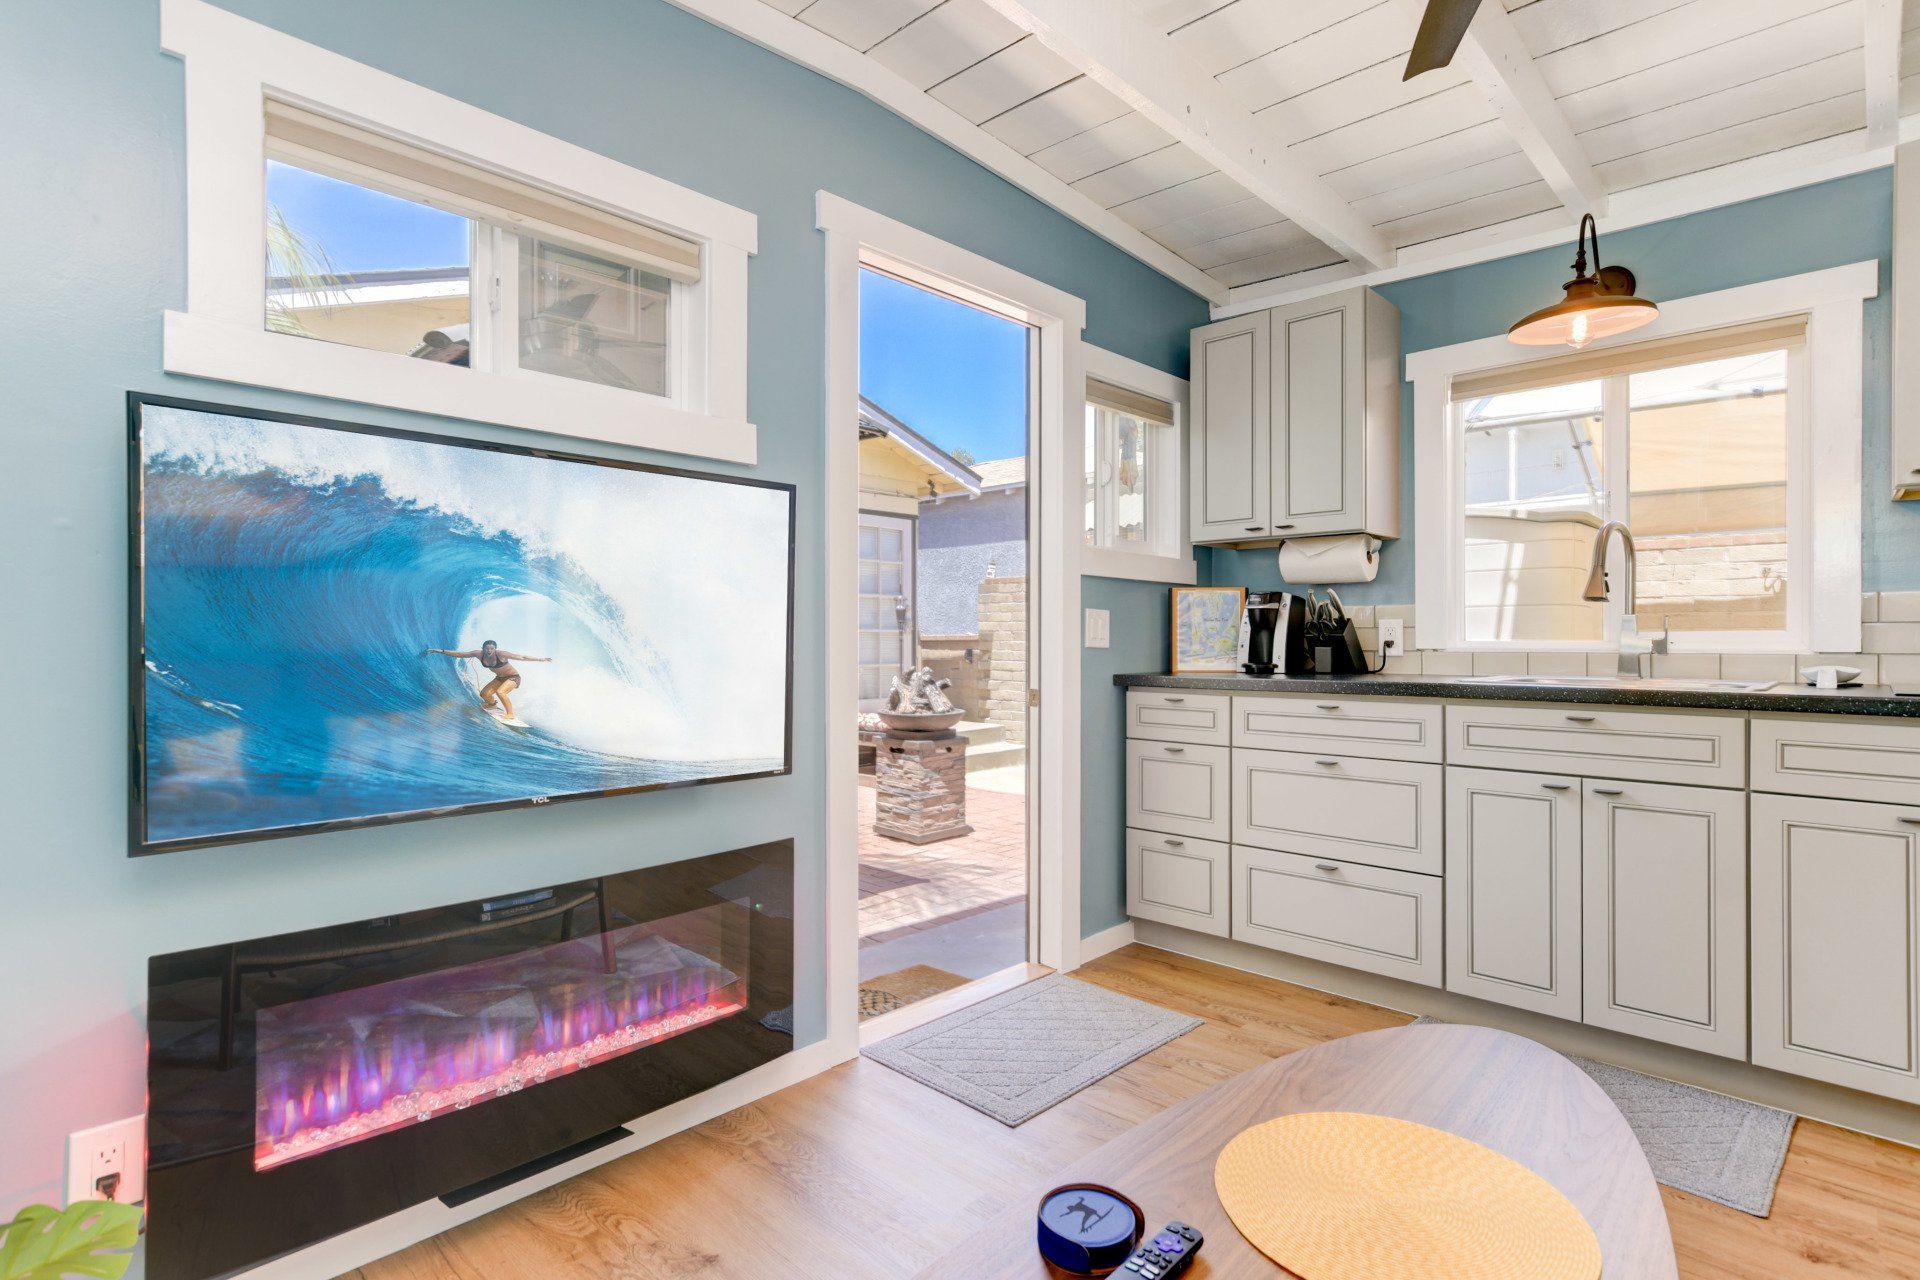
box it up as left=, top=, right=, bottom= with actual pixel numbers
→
left=1403, top=0, right=1485, bottom=80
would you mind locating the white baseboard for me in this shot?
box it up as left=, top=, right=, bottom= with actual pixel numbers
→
left=220, top=1037, right=847, bottom=1280
left=1077, top=919, right=1137, bottom=964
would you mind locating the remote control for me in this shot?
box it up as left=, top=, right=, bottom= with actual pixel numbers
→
left=1116, top=1221, right=1201, bottom=1278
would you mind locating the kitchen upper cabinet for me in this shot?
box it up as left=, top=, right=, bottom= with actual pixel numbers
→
left=1189, top=311, right=1271, bottom=542
left=1582, top=780, right=1748, bottom=1059
left=1751, top=793, right=1920, bottom=1104
left=1445, top=767, right=1583, bottom=1021
left=1188, top=288, right=1399, bottom=546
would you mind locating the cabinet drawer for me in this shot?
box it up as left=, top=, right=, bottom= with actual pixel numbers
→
left=1232, top=846, right=1442, bottom=988
left=1751, top=793, right=1920, bottom=1103
left=1125, top=740, right=1230, bottom=841
left=1127, top=689, right=1232, bottom=746
left=1752, top=716, right=1920, bottom=805
left=1233, top=695, right=1443, bottom=763
left=1233, top=748, right=1443, bottom=874
left=1126, top=829, right=1229, bottom=937
left=1446, top=702, right=1745, bottom=788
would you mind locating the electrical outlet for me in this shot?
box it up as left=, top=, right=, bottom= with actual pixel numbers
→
left=67, top=1116, right=144, bottom=1205
left=1379, top=618, right=1405, bottom=655
left=1084, top=608, right=1111, bottom=649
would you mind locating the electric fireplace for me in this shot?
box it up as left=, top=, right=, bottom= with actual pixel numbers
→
left=146, top=841, right=794, bottom=1280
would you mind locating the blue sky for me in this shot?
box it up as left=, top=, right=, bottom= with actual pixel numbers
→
left=860, top=270, right=1030, bottom=464
left=268, top=162, right=469, bottom=275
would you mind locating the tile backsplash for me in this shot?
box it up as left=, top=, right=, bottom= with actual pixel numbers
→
left=1341, top=594, right=1920, bottom=687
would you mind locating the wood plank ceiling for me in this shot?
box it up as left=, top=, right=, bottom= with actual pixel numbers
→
left=750, top=0, right=1891, bottom=300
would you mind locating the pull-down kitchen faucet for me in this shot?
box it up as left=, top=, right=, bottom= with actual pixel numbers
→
left=1584, top=521, right=1668, bottom=676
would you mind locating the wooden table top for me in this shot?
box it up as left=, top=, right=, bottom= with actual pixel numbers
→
left=911, top=1023, right=1676, bottom=1279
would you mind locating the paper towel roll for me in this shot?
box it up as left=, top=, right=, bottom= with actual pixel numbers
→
left=1277, top=534, right=1380, bottom=584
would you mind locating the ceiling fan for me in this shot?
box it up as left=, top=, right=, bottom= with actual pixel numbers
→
left=1403, top=0, right=1486, bottom=80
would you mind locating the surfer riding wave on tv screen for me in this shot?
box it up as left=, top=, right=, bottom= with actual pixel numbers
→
left=425, top=640, right=551, bottom=727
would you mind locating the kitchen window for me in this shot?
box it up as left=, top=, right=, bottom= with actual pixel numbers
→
left=1080, top=346, right=1194, bottom=585
left=162, top=0, right=757, bottom=462
left=1408, top=264, right=1872, bottom=656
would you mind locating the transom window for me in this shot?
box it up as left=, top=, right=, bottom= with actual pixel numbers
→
left=263, top=103, right=692, bottom=400
left=1448, top=319, right=1806, bottom=651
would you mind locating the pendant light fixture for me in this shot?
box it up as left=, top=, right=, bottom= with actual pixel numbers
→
left=1508, top=213, right=1658, bottom=349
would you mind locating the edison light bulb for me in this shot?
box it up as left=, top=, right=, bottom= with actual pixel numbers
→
left=1567, top=310, right=1591, bottom=349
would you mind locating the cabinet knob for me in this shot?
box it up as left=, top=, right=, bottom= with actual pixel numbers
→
left=1313, top=863, right=1340, bottom=873
left=1565, top=714, right=1596, bottom=723
left=1541, top=782, right=1572, bottom=791
left=1313, top=758, right=1341, bottom=766
left=1592, top=786, right=1624, bottom=796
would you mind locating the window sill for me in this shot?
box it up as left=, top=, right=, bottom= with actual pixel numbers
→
left=1080, top=545, right=1196, bottom=585
left=163, top=311, right=757, bottom=464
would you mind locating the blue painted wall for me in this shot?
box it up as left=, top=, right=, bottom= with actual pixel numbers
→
left=1209, top=169, right=1917, bottom=599
left=0, top=0, right=1207, bottom=1215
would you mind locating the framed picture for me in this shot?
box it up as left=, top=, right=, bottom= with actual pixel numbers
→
left=1170, top=586, right=1246, bottom=673
left=129, top=394, right=795, bottom=855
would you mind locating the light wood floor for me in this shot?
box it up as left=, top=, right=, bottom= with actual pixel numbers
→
left=351, top=944, right=1920, bottom=1280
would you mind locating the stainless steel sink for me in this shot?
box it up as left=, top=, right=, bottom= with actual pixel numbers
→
left=1458, top=674, right=1778, bottom=693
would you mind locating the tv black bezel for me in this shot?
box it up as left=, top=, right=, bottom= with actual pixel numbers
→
left=127, top=392, right=797, bottom=857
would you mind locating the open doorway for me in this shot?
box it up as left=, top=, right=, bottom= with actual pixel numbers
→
left=853, top=266, right=1033, bottom=1020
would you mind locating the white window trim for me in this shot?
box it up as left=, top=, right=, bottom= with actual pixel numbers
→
left=1409, top=261, right=1874, bottom=655
left=159, top=0, right=759, bottom=463
left=1081, top=346, right=1196, bottom=586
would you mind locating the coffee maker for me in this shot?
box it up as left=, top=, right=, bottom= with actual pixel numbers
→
left=1239, top=592, right=1310, bottom=675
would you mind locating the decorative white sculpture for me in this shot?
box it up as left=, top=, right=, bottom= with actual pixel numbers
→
left=887, top=665, right=957, bottom=716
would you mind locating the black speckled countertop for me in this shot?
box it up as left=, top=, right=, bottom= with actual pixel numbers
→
left=1114, top=671, right=1920, bottom=717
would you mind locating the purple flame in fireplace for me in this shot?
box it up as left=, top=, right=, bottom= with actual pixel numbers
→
left=253, top=924, right=744, bottom=1170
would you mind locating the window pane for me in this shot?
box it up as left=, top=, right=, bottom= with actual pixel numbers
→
left=1115, top=412, right=1148, bottom=545
left=266, top=161, right=472, bottom=361
left=1084, top=405, right=1098, bottom=547
left=1457, top=381, right=1606, bottom=643
left=519, top=236, right=670, bottom=396
left=1628, top=351, right=1789, bottom=635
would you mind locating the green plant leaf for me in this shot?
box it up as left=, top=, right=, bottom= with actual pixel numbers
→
left=0, top=1202, right=141, bottom=1280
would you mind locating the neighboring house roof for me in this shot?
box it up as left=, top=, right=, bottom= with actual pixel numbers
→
left=267, top=265, right=471, bottom=310
left=968, top=457, right=1025, bottom=490
left=858, top=396, right=982, bottom=496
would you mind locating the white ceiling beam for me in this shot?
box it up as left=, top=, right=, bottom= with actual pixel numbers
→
left=658, top=0, right=1229, bottom=302
left=976, top=0, right=1397, bottom=270
left=1864, top=0, right=1903, bottom=150
left=1403, top=0, right=1608, bottom=218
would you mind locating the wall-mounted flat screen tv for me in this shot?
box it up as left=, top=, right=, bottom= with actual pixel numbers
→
left=129, top=394, right=794, bottom=855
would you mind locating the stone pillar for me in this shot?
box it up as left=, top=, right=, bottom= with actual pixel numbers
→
left=868, top=731, right=972, bottom=844
left=977, top=575, right=1027, bottom=744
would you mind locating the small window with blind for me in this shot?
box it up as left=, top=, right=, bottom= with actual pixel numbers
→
left=1081, top=350, right=1193, bottom=584
left=1448, top=318, right=1805, bottom=650
left=263, top=102, right=696, bottom=398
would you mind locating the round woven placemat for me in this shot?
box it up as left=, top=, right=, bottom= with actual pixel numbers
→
left=1214, top=1111, right=1602, bottom=1280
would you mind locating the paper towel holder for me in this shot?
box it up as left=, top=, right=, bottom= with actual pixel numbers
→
left=1276, top=534, right=1381, bottom=585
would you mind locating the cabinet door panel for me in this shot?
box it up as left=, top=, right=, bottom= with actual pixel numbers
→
left=1127, top=829, right=1230, bottom=937
left=1445, top=767, right=1582, bottom=1021
left=1125, top=740, right=1230, bottom=841
left=1233, top=748, right=1443, bottom=874
left=1272, top=299, right=1363, bottom=535
left=1231, top=846, right=1442, bottom=987
left=1127, top=689, right=1232, bottom=746
left=1751, top=793, right=1920, bottom=1103
left=1582, top=780, right=1746, bottom=1058
left=1191, top=313, right=1272, bottom=542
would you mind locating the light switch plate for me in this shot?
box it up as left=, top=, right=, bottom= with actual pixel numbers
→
left=67, top=1116, right=144, bottom=1205
left=1084, top=608, right=1111, bottom=649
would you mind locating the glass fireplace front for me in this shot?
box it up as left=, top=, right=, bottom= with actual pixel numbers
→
left=146, top=841, right=794, bottom=1280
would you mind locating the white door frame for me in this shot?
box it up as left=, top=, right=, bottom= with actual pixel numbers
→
left=819, top=191, right=1085, bottom=1059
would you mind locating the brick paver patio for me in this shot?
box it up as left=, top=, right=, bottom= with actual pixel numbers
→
left=858, top=779, right=1027, bottom=942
